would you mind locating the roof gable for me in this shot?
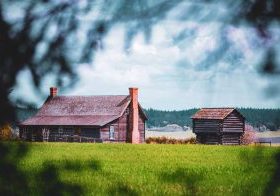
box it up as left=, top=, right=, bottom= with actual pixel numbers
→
left=192, top=108, right=244, bottom=120
left=21, top=95, right=147, bottom=126
left=37, top=95, right=129, bottom=116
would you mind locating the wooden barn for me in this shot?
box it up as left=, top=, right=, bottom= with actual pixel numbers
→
left=192, top=108, right=245, bottom=145
left=19, top=87, right=147, bottom=143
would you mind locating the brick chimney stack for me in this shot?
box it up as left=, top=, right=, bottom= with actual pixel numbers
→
left=50, top=87, right=58, bottom=97
left=129, top=87, right=140, bottom=144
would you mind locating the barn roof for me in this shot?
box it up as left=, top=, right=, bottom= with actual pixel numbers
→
left=191, top=108, right=244, bottom=120
left=21, top=95, right=147, bottom=126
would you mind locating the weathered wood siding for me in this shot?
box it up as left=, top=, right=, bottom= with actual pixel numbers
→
left=48, top=126, right=75, bottom=141
left=222, top=111, right=244, bottom=133
left=100, top=125, right=110, bottom=141
left=48, top=127, right=60, bottom=141
left=196, top=133, right=220, bottom=144
left=118, top=112, right=129, bottom=142
left=100, top=112, right=128, bottom=142
left=193, top=109, right=245, bottom=145
left=20, top=126, right=43, bottom=141
left=196, top=132, right=243, bottom=145
left=139, top=113, right=145, bottom=143
left=98, top=108, right=145, bottom=143
left=193, top=120, right=222, bottom=133
left=20, top=108, right=146, bottom=143
left=221, top=133, right=242, bottom=145
left=21, top=126, right=101, bottom=142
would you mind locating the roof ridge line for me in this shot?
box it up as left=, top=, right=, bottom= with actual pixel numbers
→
left=36, top=114, right=119, bottom=117
left=55, top=95, right=128, bottom=97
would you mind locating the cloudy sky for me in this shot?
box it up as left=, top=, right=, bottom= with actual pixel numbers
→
left=11, top=1, right=280, bottom=110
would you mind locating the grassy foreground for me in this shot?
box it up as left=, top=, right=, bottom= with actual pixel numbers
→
left=1, top=142, right=280, bottom=195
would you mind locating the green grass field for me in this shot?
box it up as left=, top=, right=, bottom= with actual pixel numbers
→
left=1, top=142, right=280, bottom=195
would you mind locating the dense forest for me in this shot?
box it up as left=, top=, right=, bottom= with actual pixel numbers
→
left=15, top=107, right=280, bottom=131
left=145, top=108, right=280, bottom=131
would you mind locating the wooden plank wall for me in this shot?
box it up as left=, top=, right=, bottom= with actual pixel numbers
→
left=20, top=126, right=42, bottom=141
left=139, top=113, right=145, bottom=143
left=193, top=120, right=221, bottom=133
left=117, top=113, right=129, bottom=142
left=193, top=110, right=245, bottom=145
left=21, top=110, right=146, bottom=143
left=48, top=126, right=75, bottom=141
left=196, top=133, right=220, bottom=144
left=100, top=125, right=111, bottom=141
left=222, top=111, right=244, bottom=133
left=221, top=133, right=242, bottom=145
left=196, top=133, right=243, bottom=145
left=100, top=112, right=129, bottom=142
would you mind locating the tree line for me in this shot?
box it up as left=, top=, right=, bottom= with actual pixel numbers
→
left=145, top=108, right=280, bottom=131
left=15, top=107, right=280, bottom=131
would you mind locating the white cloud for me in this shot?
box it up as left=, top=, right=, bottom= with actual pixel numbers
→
left=11, top=18, right=280, bottom=110
left=65, top=22, right=278, bottom=110
left=10, top=69, right=43, bottom=104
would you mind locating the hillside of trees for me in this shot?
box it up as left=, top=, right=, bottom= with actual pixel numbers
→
left=145, top=108, right=280, bottom=131
left=15, top=107, right=280, bottom=131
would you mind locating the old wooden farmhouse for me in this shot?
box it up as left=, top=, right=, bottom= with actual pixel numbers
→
left=19, top=87, right=147, bottom=143
left=192, top=108, right=245, bottom=145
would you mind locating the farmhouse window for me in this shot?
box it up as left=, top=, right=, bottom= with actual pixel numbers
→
left=109, top=126, right=115, bottom=140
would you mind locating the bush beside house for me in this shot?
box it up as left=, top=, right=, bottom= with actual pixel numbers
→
left=146, top=136, right=196, bottom=144
left=0, top=124, right=12, bottom=140
left=241, top=124, right=257, bottom=145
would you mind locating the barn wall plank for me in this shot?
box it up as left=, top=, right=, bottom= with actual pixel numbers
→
left=222, top=111, right=244, bottom=133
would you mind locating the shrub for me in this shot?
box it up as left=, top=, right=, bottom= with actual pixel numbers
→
left=0, top=124, right=12, bottom=140
left=146, top=136, right=196, bottom=144
left=241, top=124, right=257, bottom=145
left=188, top=137, right=196, bottom=144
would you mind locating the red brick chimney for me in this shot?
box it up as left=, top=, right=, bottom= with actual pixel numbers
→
left=129, top=87, right=140, bottom=144
left=50, top=87, right=58, bottom=97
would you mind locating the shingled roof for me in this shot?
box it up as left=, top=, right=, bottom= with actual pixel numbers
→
left=191, top=108, right=243, bottom=120
left=21, top=95, right=147, bottom=126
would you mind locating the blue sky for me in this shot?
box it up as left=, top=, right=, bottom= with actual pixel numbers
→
left=10, top=1, right=280, bottom=110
